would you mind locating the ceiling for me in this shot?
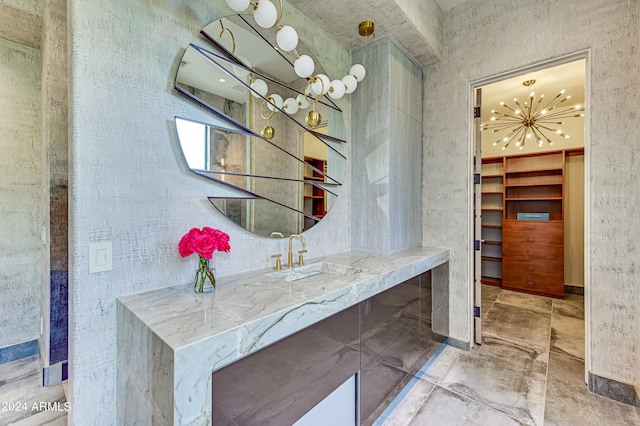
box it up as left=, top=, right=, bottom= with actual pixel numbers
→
left=286, top=0, right=442, bottom=67
left=435, top=0, right=468, bottom=11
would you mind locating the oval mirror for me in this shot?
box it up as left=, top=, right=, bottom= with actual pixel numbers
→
left=174, top=14, right=347, bottom=237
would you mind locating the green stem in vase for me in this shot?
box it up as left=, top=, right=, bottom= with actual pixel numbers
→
left=195, top=255, right=216, bottom=293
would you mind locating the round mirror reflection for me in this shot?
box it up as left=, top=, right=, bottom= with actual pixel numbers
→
left=174, top=14, right=347, bottom=237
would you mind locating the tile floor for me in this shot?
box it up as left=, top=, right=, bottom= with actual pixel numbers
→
left=2, top=286, right=639, bottom=425
left=0, top=356, right=67, bottom=425
left=377, top=285, right=640, bottom=425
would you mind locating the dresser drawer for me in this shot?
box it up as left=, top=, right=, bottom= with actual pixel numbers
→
left=502, top=259, right=563, bottom=280
left=502, top=245, right=564, bottom=260
left=502, top=274, right=564, bottom=298
left=503, top=220, right=562, bottom=241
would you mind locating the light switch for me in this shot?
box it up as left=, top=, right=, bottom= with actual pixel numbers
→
left=89, top=242, right=113, bottom=273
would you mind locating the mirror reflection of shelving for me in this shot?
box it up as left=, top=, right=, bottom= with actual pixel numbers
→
left=303, top=157, right=327, bottom=231
left=481, top=158, right=504, bottom=286
left=302, top=126, right=329, bottom=231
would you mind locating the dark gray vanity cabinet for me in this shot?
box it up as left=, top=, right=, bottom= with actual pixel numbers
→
left=211, top=271, right=436, bottom=425
left=211, top=304, right=360, bottom=425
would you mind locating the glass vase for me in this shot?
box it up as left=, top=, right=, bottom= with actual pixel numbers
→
left=194, top=255, right=216, bottom=293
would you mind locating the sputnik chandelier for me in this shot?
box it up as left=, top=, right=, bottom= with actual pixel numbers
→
left=224, top=0, right=368, bottom=133
left=482, top=79, right=585, bottom=150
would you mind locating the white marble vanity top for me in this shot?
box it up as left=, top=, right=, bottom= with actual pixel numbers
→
left=117, top=247, right=449, bottom=425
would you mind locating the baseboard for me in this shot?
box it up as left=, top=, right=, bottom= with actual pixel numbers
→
left=564, top=284, right=584, bottom=296
left=588, top=372, right=640, bottom=408
left=0, top=339, right=39, bottom=365
left=432, top=332, right=471, bottom=351
left=42, top=360, right=68, bottom=386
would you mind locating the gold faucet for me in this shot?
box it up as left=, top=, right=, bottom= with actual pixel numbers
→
left=287, top=234, right=306, bottom=267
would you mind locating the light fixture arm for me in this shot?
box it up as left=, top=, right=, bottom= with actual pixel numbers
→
left=218, top=21, right=236, bottom=54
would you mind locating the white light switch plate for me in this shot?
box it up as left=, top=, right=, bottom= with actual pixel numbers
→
left=89, top=242, right=113, bottom=273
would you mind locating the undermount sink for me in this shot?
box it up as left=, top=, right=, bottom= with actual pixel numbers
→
left=268, top=262, right=363, bottom=282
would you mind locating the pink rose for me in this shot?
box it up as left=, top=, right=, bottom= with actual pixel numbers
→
left=178, top=227, right=231, bottom=259
left=178, top=228, right=201, bottom=257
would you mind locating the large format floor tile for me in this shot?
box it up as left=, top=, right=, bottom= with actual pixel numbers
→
left=407, top=386, right=528, bottom=426
left=481, top=284, right=502, bottom=318
left=494, top=290, right=553, bottom=314
left=550, top=312, right=585, bottom=360
left=543, top=353, right=640, bottom=425
left=552, top=294, right=584, bottom=319
left=0, top=356, right=67, bottom=425
left=482, top=302, right=551, bottom=351
left=438, top=335, right=548, bottom=425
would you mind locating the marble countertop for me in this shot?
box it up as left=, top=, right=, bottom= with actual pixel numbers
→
left=118, top=247, right=449, bottom=370
left=117, top=247, right=449, bottom=424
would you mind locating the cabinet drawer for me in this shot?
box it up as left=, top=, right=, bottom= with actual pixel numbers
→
left=502, top=274, right=564, bottom=297
left=502, top=245, right=564, bottom=260
left=502, top=259, right=563, bottom=280
left=503, top=221, right=563, bottom=244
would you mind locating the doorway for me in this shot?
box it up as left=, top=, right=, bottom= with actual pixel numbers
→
left=471, top=51, right=590, bottom=379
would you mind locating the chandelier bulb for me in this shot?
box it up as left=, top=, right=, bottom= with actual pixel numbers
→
left=266, top=93, right=284, bottom=111
left=294, top=55, right=314, bottom=78
left=283, top=97, right=299, bottom=114
left=342, top=75, right=357, bottom=94
left=276, top=25, right=299, bottom=52
left=226, top=0, right=251, bottom=12
left=253, top=0, right=278, bottom=28
left=328, top=79, right=346, bottom=99
left=296, top=93, right=310, bottom=109
left=250, top=79, right=268, bottom=98
left=311, top=74, right=330, bottom=95
left=350, top=64, right=366, bottom=82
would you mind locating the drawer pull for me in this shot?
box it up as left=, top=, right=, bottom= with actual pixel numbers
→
left=527, top=226, right=535, bottom=230
left=527, top=251, right=535, bottom=255
left=527, top=281, right=535, bottom=285
left=527, top=266, right=535, bottom=270
left=527, top=237, right=535, bottom=242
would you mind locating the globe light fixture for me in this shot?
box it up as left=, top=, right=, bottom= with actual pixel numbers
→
left=252, top=0, right=278, bottom=28
left=276, top=25, right=298, bottom=52
left=294, top=54, right=315, bottom=79
left=250, top=78, right=268, bottom=98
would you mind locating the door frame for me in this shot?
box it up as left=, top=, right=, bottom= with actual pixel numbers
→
left=467, top=49, right=591, bottom=380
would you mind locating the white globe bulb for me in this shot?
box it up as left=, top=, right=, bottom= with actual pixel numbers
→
left=350, top=63, right=366, bottom=81
left=294, top=55, right=315, bottom=78
left=226, top=0, right=250, bottom=12
left=276, top=26, right=298, bottom=52
left=267, top=94, right=284, bottom=111
left=253, top=0, right=278, bottom=28
left=342, top=75, right=357, bottom=94
left=283, top=97, right=299, bottom=114
left=233, top=56, right=252, bottom=78
left=328, top=79, right=346, bottom=99
left=250, top=79, right=268, bottom=98
left=311, top=74, right=330, bottom=95
left=296, top=94, right=310, bottom=109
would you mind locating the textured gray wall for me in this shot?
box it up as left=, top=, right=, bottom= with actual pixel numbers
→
left=423, top=0, right=638, bottom=385
left=0, top=38, right=42, bottom=348
left=68, top=0, right=351, bottom=423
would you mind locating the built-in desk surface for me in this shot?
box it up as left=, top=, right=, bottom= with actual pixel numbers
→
left=117, top=247, right=449, bottom=425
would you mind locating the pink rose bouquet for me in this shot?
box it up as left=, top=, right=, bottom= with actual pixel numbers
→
left=179, top=227, right=231, bottom=292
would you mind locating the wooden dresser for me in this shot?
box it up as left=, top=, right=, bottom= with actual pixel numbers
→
left=502, top=220, right=564, bottom=298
